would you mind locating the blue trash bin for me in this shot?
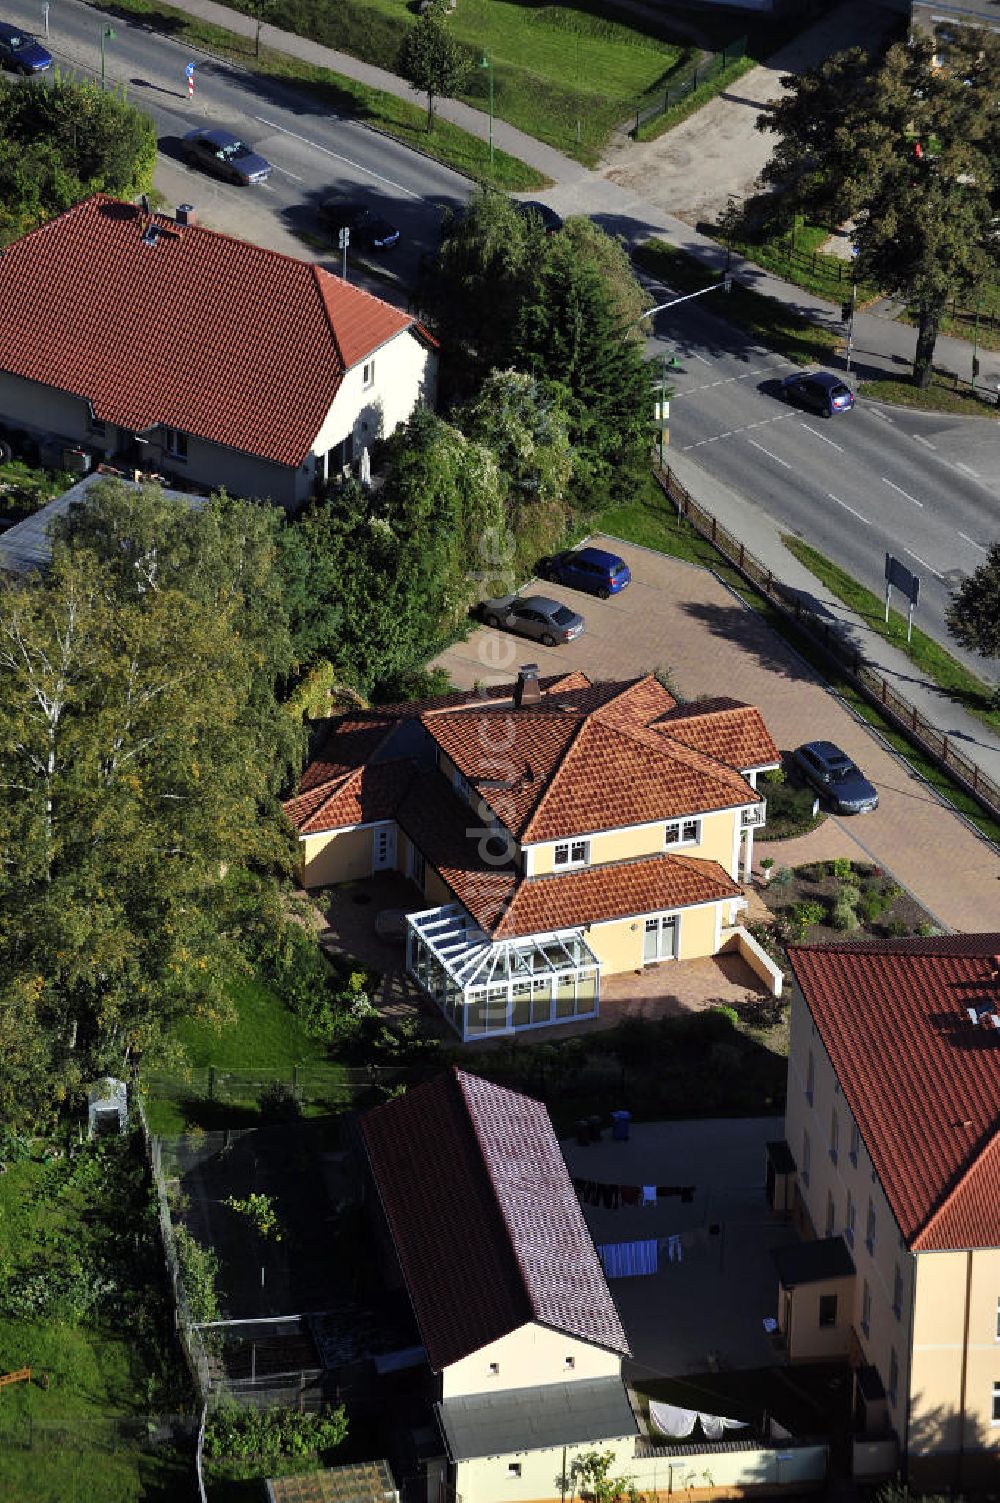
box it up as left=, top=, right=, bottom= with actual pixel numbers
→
left=611, top=1110, right=631, bottom=1142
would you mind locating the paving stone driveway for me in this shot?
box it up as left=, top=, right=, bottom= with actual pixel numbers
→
left=431, top=535, right=1000, bottom=934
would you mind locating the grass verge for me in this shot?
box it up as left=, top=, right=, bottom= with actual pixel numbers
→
left=859, top=369, right=1000, bottom=418
left=781, top=534, right=1000, bottom=731
left=596, top=478, right=1000, bottom=848
left=107, top=0, right=545, bottom=190
left=633, top=239, right=840, bottom=366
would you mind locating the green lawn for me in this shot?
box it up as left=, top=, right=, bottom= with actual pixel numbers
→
left=633, top=239, right=840, bottom=367
left=0, top=1148, right=196, bottom=1503
left=858, top=370, right=1000, bottom=418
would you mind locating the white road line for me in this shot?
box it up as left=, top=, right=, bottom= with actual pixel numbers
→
left=867, top=408, right=895, bottom=423
left=272, top=165, right=304, bottom=182
left=882, top=477, right=923, bottom=508
left=903, top=548, right=944, bottom=581
left=912, top=434, right=936, bottom=450
left=955, top=461, right=979, bottom=478
left=252, top=115, right=423, bottom=197
left=799, top=422, right=844, bottom=452
left=827, top=493, right=870, bottom=524
left=692, top=353, right=712, bottom=365
left=958, top=531, right=988, bottom=554
left=747, top=438, right=792, bottom=469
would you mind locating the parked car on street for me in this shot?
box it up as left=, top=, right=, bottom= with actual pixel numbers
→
left=182, top=128, right=272, bottom=185
left=781, top=371, right=855, bottom=416
left=0, top=20, right=52, bottom=72
left=318, top=198, right=400, bottom=252
left=792, top=740, right=878, bottom=813
left=480, top=594, right=585, bottom=647
left=539, top=546, right=631, bottom=598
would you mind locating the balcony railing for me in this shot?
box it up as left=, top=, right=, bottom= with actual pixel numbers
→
left=741, top=801, right=767, bottom=827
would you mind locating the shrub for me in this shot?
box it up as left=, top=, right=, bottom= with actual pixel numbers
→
left=859, top=894, right=885, bottom=925
left=885, top=919, right=911, bottom=937
left=204, top=1403, right=348, bottom=1468
left=770, top=865, right=794, bottom=889
left=173, top=1224, right=221, bottom=1325
left=831, top=897, right=860, bottom=932
left=791, top=900, right=826, bottom=937
left=883, top=882, right=903, bottom=901
left=258, top=1080, right=302, bottom=1121
left=710, top=1005, right=739, bottom=1029
left=708, top=1041, right=741, bottom=1076
left=831, top=857, right=854, bottom=881
left=916, top=922, right=940, bottom=937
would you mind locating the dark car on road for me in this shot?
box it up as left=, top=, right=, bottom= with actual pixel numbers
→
left=318, top=198, right=400, bottom=252
left=0, top=20, right=52, bottom=72
left=182, top=128, right=272, bottom=186
left=792, top=740, right=878, bottom=814
left=539, top=546, right=631, bottom=599
left=781, top=371, right=855, bottom=417
left=480, top=594, right=585, bottom=647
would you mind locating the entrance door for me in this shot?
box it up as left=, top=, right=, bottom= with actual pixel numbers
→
left=643, top=914, right=678, bottom=962
left=372, top=823, right=397, bottom=872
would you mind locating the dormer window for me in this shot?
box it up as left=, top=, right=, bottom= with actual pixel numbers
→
left=554, top=839, right=589, bottom=868
left=665, top=818, right=700, bottom=848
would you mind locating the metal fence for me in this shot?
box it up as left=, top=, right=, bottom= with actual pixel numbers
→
left=0, top=1412, right=197, bottom=1452
left=654, top=464, right=1000, bottom=832
left=142, top=1062, right=414, bottom=1112
left=634, top=37, right=747, bottom=135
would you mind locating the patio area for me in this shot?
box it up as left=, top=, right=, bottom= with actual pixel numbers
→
left=309, top=873, right=774, bottom=1043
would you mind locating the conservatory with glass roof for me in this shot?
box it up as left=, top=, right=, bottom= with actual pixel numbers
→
left=406, top=903, right=600, bottom=1039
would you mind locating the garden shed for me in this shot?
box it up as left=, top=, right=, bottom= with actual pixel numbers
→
left=87, top=1077, right=128, bottom=1137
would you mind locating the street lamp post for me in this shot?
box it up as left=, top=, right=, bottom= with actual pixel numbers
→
left=100, top=24, right=116, bottom=89
left=479, top=53, right=493, bottom=167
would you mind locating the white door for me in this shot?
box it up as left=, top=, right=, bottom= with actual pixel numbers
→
left=643, top=914, right=678, bottom=962
left=372, top=823, right=397, bottom=872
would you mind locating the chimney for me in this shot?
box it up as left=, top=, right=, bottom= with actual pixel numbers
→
left=140, top=194, right=150, bottom=215
left=513, top=663, right=541, bottom=709
left=175, top=204, right=197, bottom=227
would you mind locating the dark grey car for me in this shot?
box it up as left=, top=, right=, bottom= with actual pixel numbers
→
left=182, top=128, right=272, bottom=185
left=481, top=594, right=585, bottom=647
left=792, top=740, right=878, bottom=813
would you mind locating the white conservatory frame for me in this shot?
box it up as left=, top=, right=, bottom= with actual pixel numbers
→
left=406, top=903, right=600, bottom=1040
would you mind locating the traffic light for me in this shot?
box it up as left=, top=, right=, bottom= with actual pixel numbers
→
left=841, top=300, right=853, bottom=324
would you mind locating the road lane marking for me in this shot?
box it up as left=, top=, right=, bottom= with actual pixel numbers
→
left=903, top=548, right=944, bottom=580
left=252, top=114, right=423, bottom=196
left=692, top=353, right=712, bottom=365
left=680, top=410, right=796, bottom=451
left=827, top=493, right=870, bottom=524
left=747, top=438, right=792, bottom=469
left=955, top=461, right=979, bottom=478
left=669, top=363, right=791, bottom=400
left=881, top=477, right=923, bottom=507
left=912, top=434, right=936, bottom=450
left=958, top=531, right=987, bottom=553
left=272, top=165, right=304, bottom=182
left=799, top=422, right=844, bottom=452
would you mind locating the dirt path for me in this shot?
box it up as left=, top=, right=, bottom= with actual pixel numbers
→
left=599, top=0, right=899, bottom=228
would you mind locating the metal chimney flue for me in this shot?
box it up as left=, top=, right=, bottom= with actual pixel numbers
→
left=513, top=663, right=541, bottom=709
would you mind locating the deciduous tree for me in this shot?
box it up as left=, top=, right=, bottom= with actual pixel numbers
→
left=946, top=541, right=1000, bottom=659
left=397, top=13, right=468, bottom=133
left=757, top=30, right=1000, bottom=386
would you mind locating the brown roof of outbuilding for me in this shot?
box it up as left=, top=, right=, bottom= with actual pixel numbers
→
left=0, top=195, right=431, bottom=470
left=360, top=1069, right=630, bottom=1370
left=788, top=936, right=1000, bottom=1251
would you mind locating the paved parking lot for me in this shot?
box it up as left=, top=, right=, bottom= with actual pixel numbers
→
left=431, top=535, right=1000, bottom=934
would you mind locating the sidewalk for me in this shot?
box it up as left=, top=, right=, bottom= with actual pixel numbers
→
left=664, top=447, right=1000, bottom=793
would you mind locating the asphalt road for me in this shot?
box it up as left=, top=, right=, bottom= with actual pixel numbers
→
left=1, top=0, right=471, bottom=289
left=641, top=275, right=1000, bottom=680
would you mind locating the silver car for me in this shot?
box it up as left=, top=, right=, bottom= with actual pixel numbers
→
left=481, top=594, right=585, bottom=647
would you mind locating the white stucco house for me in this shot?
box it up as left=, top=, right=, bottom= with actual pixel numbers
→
left=0, top=195, right=437, bottom=507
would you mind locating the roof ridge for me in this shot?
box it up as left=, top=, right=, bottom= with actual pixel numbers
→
left=519, top=716, right=596, bottom=841
left=603, top=714, right=754, bottom=794
left=911, top=1119, right=1000, bottom=1249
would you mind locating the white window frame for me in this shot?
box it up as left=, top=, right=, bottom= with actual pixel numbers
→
left=993, top=1380, right=1000, bottom=1424
left=362, top=359, right=375, bottom=388
left=665, top=817, right=701, bottom=848
left=508, top=1464, right=522, bottom=1478
left=554, top=838, right=589, bottom=869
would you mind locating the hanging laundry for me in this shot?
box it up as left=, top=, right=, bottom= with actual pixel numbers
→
left=649, top=1402, right=749, bottom=1441
left=642, top=1185, right=656, bottom=1206
left=596, top=1239, right=658, bottom=1278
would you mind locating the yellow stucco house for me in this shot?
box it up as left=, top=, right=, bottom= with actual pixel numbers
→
left=771, top=934, right=1000, bottom=1489
left=284, top=666, right=781, bottom=1039
left=361, top=1067, right=639, bottom=1503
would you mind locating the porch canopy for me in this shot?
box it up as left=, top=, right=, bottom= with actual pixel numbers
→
left=407, top=903, right=600, bottom=1040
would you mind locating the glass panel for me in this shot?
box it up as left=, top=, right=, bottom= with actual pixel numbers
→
left=485, top=986, right=509, bottom=1034
left=466, top=994, right=489, bottom=1037
left=575, top=971, right=597, bottom=1015
left=531, top=979, right=552, bottom=1026
left=556, top=974, right=576, bottom=1018
left=512, top=984, right=531, bottom=1030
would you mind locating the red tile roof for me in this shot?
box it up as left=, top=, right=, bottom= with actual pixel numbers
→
left=652, top=699, right=781, bottom=772
left=788, top=936, right=1000, bottom=1251
left=493, top=853, right=741, bottom=938
left=0, top=195, right=430, bottom=469
left=361, top=1069, right=630, bottom=1370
